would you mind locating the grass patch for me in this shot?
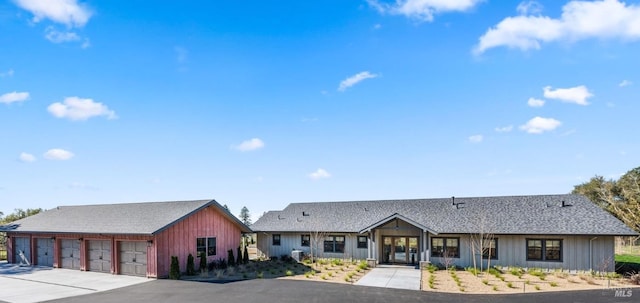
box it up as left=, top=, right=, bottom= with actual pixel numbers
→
left=534, top=285, right=541, bottom=291
left=506, top=282, right=515, bottom=288
left=616, top=254, right=640, bottom=264
left=482, top=279, right=489, bottom=285
left=492, top=285, right=498, bottom=291
left=550, top=282, right=558, bottom=287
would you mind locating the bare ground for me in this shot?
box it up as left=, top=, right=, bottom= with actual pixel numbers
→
left=422, top=269, right=640, bottom=294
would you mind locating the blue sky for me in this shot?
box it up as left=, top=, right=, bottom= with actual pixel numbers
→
left=1, top=0, right=639, bottom=221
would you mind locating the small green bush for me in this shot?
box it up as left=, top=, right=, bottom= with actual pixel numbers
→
left=506, top=282, right=514, bottom=288
left=243, top=246, right=249, bottom=264
left=228, top=250, right=235, bottom=267
left=236, top=246, right=242, bottom=266
left=492, top=285, right=498, bottom=291
left=482, top=279, right=489, bottom=285
left=285, top=270, right=294, bottom=276
left=550, top=281, right=558, bottom=287
left=186, top=253, right=196, bottom=276
left=534, top=285, right=541, bottom=290
left=169, top=256, right=180, bottom=280
left=466, top=267, right=480, bottom=276
left=199, top=252, right=207, bottom=271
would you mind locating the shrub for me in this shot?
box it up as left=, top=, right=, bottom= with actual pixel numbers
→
left=199, top=252, right=207, bottom=272
left=215, top=269, right=225, bottom=279
left=492, top=285, right=498, bottom=291
left=169, top=256, right=180, bottom=280
left=466, top=267, right=480, bottom=276
left=534, top=285, right=541, bottom=290
left=285, top=270, right=294, bottom=276
left=186, top=253, right=196, bottom=276
left=482, top=279, right=489, bottom=285
left=236, top=246, right=242, bottom=266
left=228, top=250, right=235, bottom=267
left=426, top=264, right=437, bottom=273
left=506, top=282, right=514, bottom=288
left=243, top=246, right=249, bottom=264
left=321, top=274, right=328, bottom=280
left=554, top=272, right=569, bottom=279
left=509, top=267, right=524, bottom=278
left=550, top=281, right=558, bottom=287
left=629, top=273, right=640, bottom=285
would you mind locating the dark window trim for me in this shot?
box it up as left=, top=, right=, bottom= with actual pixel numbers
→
left=482, top=238, right=498, bottom=260
left=272, top=234, right=281, bottom=246
left=324, top=235, right=345, bottom=253
left=196, top=237, right=217, bottom=256
left=357, top=236, right=368, bottom=249
left=301, top=235, right=310, bottom=247
left=430, top=237, right=460, bottom=258
left=526, top=238, right=563, bottom=262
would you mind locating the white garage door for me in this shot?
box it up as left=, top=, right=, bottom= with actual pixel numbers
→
left=119, top=241, right=147, bottom=277
left=60, top=239, right=81, bottom=270
left=88, top=240, right=111, bottom=273
left=36, top=238, right=54, bottom=267
left=13, top=237, right=31, bottom=265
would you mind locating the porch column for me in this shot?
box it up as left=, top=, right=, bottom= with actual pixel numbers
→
left=367, top=234, right=372, bottom=259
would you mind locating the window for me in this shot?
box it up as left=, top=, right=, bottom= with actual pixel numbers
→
left=323, top=235, right=345, bottom=253
left=431, top=237, right=459, bottom=258
left=197, top=237, right=217, bottom=256
left=527, top=239, right=562, bottom=261
left=357, top=236, right=368, bottom=249
left=482, top=239, right=498, bottom=259
left=272, top=234, right=281, bottom=246
left=301, top=235, right=310, bottom=247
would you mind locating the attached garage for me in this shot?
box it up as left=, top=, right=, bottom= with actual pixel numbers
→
left=88, top=240, right=111, bottom=273
left=36, top=238, right=54, bottom=267
left=119, top=241, right=147, bottom=276
left=13, top=237, right=31, bottom=265
left=60, top=239, right=81, bottom=269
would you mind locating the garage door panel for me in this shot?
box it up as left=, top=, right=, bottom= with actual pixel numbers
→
left=60, top=239, right=80, bottom=270
left=36, top=238, right=54, bottom=267
left=88, top=240, right=111, bottom=273
left=13, top=237, right=31, bottom=265
left=119, top=241, right=147, bottom=277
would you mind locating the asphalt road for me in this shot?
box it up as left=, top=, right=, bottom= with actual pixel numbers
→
left=43, top=279, right=638, bottom=303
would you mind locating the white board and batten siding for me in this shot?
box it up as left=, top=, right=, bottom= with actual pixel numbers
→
left=429, top=234, right=615, bottom=272
left=257, top=232, right=368, bottom=260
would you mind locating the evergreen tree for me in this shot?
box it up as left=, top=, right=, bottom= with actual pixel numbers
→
left=239, top=206, right=252, bottom=225
left=186, top=253, right=196, bottom=275
left=169, top=256, right=180, bottom=279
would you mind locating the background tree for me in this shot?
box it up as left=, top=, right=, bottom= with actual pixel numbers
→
left=239, top=206, right=251, bottom=226
left=1, top=208, right=43, bottom=260
left=573, top=166, right=640, bottom=233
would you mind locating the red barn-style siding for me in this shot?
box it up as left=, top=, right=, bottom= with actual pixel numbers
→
left=155, top=205, right=242, bottom=278
left=4, top=199, right=250, bottom=279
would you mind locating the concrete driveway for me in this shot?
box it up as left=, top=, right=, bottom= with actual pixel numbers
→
left=0, top=262, right=151, bottom=303
left=354, top=265, right=421, bottom=290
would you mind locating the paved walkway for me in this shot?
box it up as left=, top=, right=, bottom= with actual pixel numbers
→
left=354, top=265, right=421, bottom=290
left=0, top=262, right=151, bottom=303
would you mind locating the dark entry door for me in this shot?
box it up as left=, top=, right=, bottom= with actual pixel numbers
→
left=382, top=236, right=419, bottom=265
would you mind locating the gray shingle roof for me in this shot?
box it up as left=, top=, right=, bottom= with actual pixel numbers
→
left=251, top=194, right=637, bottom=236
left=7, top=199, right=252, bottom=235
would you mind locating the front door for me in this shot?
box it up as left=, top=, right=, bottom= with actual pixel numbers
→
left=382, top=236, right=419, bottom=265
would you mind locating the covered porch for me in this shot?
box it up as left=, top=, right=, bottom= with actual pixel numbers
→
left=359, top=213, right=434, bottom=266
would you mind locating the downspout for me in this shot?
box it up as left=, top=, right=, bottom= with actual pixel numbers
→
left=589, top=237, right=598, bottom=272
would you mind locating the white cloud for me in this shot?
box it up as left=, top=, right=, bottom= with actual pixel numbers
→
left=517, top=1, right=543, bottom=15
left=0, top=69, right=14, bottom=77
left=19, top=152, right=36, bottom=162
left=45, top=26, right=80, bottom=43
left=14, top=0, right=92, bottom=27
left=619, top=79, right=632, bottom=87
left=308, top=168, right=331, bottom=180
left=373, top=23, right=382, bottom=30
left=338, top=71, right=379, bottom=92
left=474, top=0, right=640, bottom=54
left=519, top=116, right=562, bottom=134
left=495, top=125, right=513, bottom=132
left=543, top=85, right=593, bottom=105
left=44, top=148, right=74, bottom=160
left=0, top=91, right=30, bottom=104
left=368, top=0, right=484, bottom=22
left=527, top=97, right=545, bottom=107
left=233, top=138, right=265, bottom=152
left=174, top=46, right=188, bottom=63
left=47, top=97, right=117, bottom=121
left=468, top=134, right=483, bottom=143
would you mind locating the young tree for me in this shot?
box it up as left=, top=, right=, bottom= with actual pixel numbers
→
left=239, top=206, right=252, bottom=226
left=186, top=253, right=196, bottom=275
